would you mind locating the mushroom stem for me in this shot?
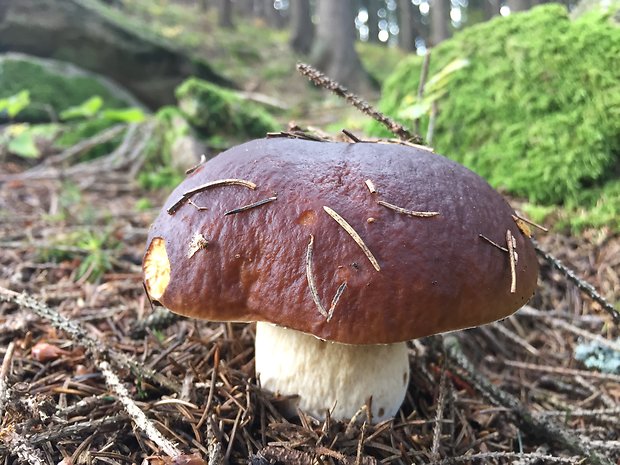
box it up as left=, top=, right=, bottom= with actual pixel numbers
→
left=255, top=322, right=410, bottom=422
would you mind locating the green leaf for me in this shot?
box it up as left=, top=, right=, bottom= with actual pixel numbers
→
left=60, top=96, right=104, bottom=120
left=398, top=101, right=432, bottom=120
left=100, top=107, right=146, bottom=123
left=424, top=58, right=470, bottom=96
left=0, top=90, right=31, bottom=119
left=8, top=129, right=40, bottom=158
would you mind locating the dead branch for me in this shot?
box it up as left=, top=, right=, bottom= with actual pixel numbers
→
left=443, top=335, right=613, bottom=465
left=0, top=341, right=15, bottom=420
left=296, top=63, right=423, bottom=144
left=3, top=432, right=47, bottom=465
left=98, top=360, right=181, bottom=458
left=426, top=451, right=583, bottom=465
left=0, top=286, right=182, bottom=393
left=533, top=239, right=620, bottom=325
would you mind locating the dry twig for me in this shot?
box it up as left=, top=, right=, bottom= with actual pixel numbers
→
left=98, top=360, right=181, bottom=458
left=296, top=63, right=422, bottom=144
left=0, top=287, right=181, bottom=393
left=533, top=239, right=620, bottom=324
left=444, top=335, right=613, bottom=465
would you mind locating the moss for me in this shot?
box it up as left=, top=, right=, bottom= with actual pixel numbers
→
left=370, top=5, right=620, bottom=230
left=137, top=106, right=193, bottom=190
left=176, top=78, right=279, bottom=138
left=0, top=57, right=132, bottom=122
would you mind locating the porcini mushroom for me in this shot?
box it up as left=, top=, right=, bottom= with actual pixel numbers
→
left=142, top=138, right=538, bottom=422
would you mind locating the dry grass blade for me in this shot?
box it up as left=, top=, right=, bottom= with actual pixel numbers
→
left=342, top=129, right=362, bottom=142
left=305, top=235, right=347, bottom=321
left=427, top=451, right=583, bottom=465
left=479, top=233, right=508, bottom=252
left=167, top=179, right=257, bottom=214
left=506, top=229, right=517, bottom=293
left=364, top=179, right=377, bottom=194
left=323, top=206, right=380, bottom=271
left=224, top=196, right=277, bottom=216
left=377, top=199, right=439, bottom=218
left=512, top=213, right=549, bottom=233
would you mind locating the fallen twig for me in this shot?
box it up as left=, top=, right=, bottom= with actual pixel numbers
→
left=426, top=451, right=583, bottom=465
left=533, top=239, right=620, bottom=325
left=3, top=432, right=47, bottom=465
left=0, top=286, right=182, bottom=393
left=296, top=63, right=422, bottom=144
left=98, top=360, right=181, bottom=458
left=0, top=341, right=15, bottom=420
left=443, top=335, right=613, bottom=465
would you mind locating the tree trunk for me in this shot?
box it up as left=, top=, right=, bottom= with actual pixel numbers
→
left=290, top=0, right=314, bottom=54
left=218, top=0, right=233, bottom=27
left=507, top=0, right=530, bottom=12
left=311, top=0, right=371, bottom=92
left=430, top=0, right=450, bottom=46
left=483, top=0, right=500, bottom=19
left=398, top=0, right=418, bottom=52
left=364, top=0, right=381, bottom=43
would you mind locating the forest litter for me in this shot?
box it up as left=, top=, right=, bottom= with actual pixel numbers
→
left=1, top=73, right=619, bottom=464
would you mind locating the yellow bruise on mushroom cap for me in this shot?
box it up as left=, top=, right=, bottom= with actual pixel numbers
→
left=143, top=237, right=171, bottom=301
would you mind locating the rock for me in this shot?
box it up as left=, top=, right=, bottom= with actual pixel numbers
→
left=0, top=0, right=232, bottom=109
left=0, top=53, right=145, bottom=122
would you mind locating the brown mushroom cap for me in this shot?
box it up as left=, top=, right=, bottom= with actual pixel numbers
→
left=143, top=138, right=538, bottom=344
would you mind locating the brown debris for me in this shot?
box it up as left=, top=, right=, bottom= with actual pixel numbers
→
left=187, top=233, right=209, bottom=259
left=0, top=135, right=619, bottom=465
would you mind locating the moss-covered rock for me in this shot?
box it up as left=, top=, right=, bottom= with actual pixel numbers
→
left=0, top=53, right=144, bottom=122
left=138, top=106, right=205, bottom=190
left=176, top=78, right=279, bottom=139
left=0, top=0, right=231, bottom=108
left=370, top=5, right=620, bottom=223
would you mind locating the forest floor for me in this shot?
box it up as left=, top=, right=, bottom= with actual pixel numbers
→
left=0, top=123, right=619, bottom=464
left=1, top=2, right=619, bottom=463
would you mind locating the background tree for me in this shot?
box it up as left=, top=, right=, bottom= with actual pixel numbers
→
left=507, top=0, right=531, bottom=12
left=360, top=0, right=381, bottom=42
left=398, top=0, right=420, bottom=51
left=430, top=0, right=451, bottom=45
left=311, top=0, right=371, bottom=91
left=290, top=0, right=314, bottom=54
left=218, top=0, right=233, bottom=28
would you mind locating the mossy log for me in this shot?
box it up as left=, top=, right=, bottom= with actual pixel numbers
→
left=0, top=0, right=232, bottom=109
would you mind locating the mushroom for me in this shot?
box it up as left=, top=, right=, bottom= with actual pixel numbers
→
left=142, top=138, right=538, bottom=422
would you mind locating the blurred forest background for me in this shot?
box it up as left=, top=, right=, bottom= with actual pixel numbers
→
left=1, top=1, right=620, bottom=464
left=0, top=0, right=618, bottom=232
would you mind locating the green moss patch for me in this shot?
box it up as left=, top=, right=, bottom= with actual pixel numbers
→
left=0, top=54, right=140, bottom=122
left=370, top=5, right=620, bottom=230
left=176, top=78, right=279, bottom=139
